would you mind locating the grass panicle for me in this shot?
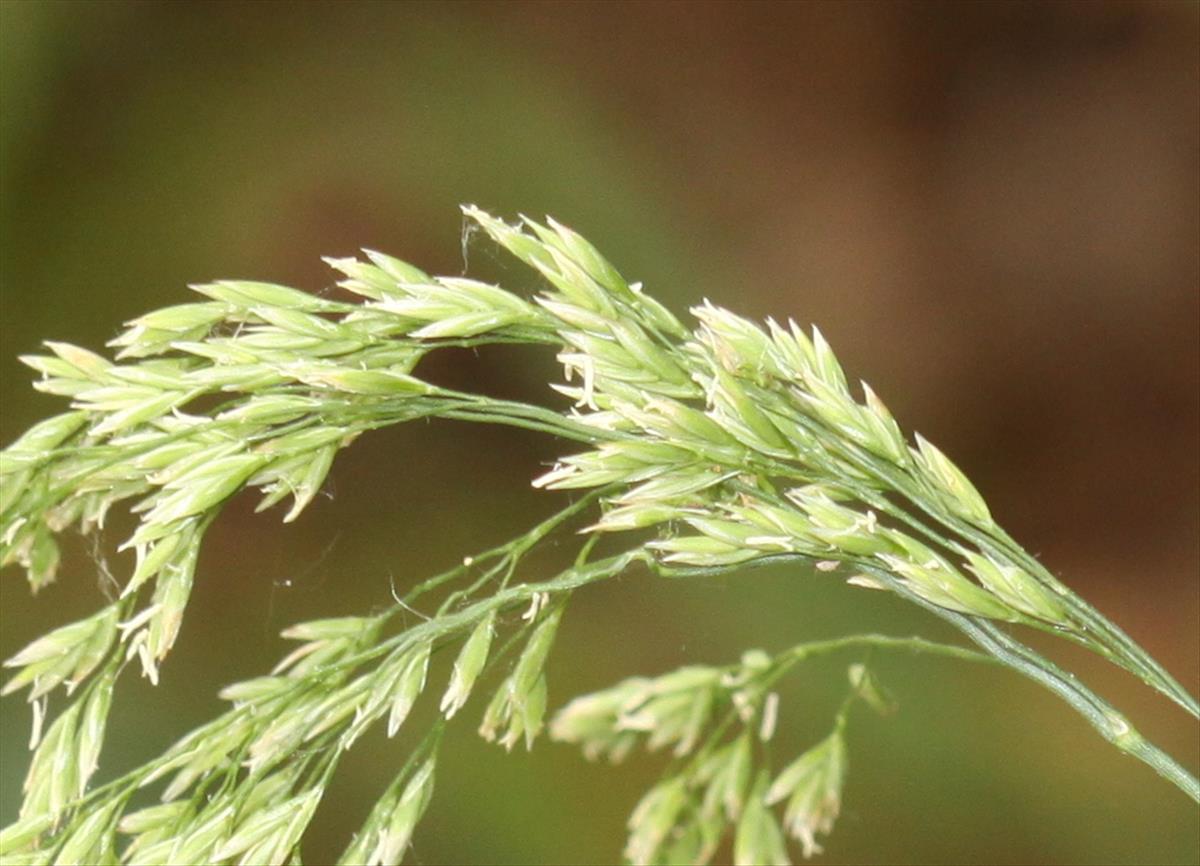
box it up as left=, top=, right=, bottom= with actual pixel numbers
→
left=0, top=207, right=1195, bottom=865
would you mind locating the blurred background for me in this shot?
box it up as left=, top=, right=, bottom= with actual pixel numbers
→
left=1, top=2, right=1197, bottom=863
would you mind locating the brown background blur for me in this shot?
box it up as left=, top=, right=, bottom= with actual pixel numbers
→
left=1, top=2, right=1197, bottom=864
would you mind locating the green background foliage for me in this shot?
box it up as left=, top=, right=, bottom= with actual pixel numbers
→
left=1, top=2, right=1197, bottom=863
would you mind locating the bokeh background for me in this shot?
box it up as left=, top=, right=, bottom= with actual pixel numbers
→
left=1, top=2, right=1197, bottom=864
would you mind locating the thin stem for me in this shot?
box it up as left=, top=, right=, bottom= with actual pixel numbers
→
left=853, top=562, right=1200, bottom=802
left=662, top=631, right=996, bottom=789
left=775, top=633, right=997, bottom=670
left=433, top=489, right=607, bottom=615
left=432, top=389, right=631, bottom=444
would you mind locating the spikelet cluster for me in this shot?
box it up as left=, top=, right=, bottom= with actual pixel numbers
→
left=553, top=646, right=871, bottom=865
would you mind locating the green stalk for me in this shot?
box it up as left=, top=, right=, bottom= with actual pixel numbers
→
left=855, top=562, right=1200, bottom=802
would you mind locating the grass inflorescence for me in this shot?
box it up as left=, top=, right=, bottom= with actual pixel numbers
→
left=0, top=207, right=1195, bottom=865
